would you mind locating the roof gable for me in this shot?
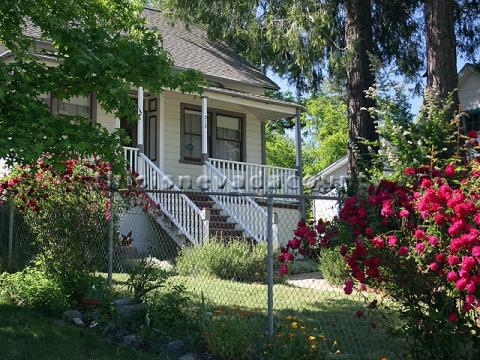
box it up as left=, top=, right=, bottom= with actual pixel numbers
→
left=4, top=8, right=279, bottom=91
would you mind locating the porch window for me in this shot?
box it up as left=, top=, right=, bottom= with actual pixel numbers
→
left=182, top=108, right=211, bottom=162
left=215, top=115, right=242, bottom=162
left=181, top=104, right=245, bottom=163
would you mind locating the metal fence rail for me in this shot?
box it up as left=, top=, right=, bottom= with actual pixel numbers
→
left=0, top=189, right=399, bottom=359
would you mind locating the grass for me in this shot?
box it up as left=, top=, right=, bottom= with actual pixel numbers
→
left=111, top=273, right=404, bottom=359
left=170, top=275, right=404, bottom=360
left=0, top=302, right=159, bottom=360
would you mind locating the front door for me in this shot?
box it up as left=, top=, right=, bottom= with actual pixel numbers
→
left=120, top=97, right=158, bottom=163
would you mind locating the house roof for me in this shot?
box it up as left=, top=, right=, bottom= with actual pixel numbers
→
left=304, top=155, right=348, bottom=189
left=3, top=8, right=279, bottom=91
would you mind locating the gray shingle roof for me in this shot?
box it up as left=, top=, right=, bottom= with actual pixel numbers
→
left=143, top=9, right=278, bottom=90
left=7, top=8, right=278, bottom=90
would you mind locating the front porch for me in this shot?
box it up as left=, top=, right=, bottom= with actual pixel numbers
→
left=118, top=86, right=305, bottom=247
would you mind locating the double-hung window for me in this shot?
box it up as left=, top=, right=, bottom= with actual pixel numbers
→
left=181, top=104, right=244, bottom=163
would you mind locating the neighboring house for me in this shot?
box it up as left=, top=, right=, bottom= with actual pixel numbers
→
left=1, top=8, right=305, bottom=249
left=307, top=63, right=480, bottom=223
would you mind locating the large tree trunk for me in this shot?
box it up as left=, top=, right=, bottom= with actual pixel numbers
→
left=424, top=0, right=459, bottom=111
left=344, top=0, right=377, bottom=190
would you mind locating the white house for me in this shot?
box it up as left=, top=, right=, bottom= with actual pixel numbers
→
left=307, top=63, right=480, bottom=223
left=1, top=8, right=304, bottom=249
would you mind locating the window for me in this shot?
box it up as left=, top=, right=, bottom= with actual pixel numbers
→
left=54, top=95, right=92, bottom=118
left=182, top=108, right=211, bottom=162
left=215, top=115, right=242, bottom=161
left=463, top=111, right=480, bottom=133
left=181, top=104, right=244, bottom=163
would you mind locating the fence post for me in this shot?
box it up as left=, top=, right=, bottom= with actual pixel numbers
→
left=201, top=207, right=210, bottom=246
left=266, top=193, right=274, bottom=338
left=107, top=189, right=114, bottom=287
left=7, top=203, right=14, bottom=271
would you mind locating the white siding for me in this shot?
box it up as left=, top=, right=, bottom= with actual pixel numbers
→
left=162, top=91, right=263, bottom=187
left=459, top=70, right=480, bottom=112
left=96, top=105, right=117, bottom=133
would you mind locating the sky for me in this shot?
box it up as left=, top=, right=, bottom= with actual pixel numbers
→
left=268, top=57, right=471, bottom=116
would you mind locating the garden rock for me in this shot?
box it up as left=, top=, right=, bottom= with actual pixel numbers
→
left=72, top=317, right=86, bottom=327
left=123, top=334, right=141, bottom=349
left=161, top=340, right=187, bottom=358
left=101, top=322, right=116, bottom=336
left=115, top=302, right=146, bottom=322
left=62, top=309, right=82, bottom=323
left=113, top=298, right=132, bottom=306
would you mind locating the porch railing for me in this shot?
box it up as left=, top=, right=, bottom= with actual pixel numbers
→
left=207, top=158, right=300, bottom=196
left=205, top=160, right=268, bottom=242
left=124, top=148, right=208, bottom=246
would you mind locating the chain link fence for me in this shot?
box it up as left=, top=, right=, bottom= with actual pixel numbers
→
left=0, top=189, right=401, bottom=359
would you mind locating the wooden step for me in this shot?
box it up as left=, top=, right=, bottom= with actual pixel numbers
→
left=209, top=221, right=236, bottom=230
left=210, top=214, right=229, bottom=222
left=210, top=228, right=245, bottom=238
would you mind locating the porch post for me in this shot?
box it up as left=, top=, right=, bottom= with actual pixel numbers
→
left=295, top=107, right=306, bottom=219
left=137, top=86, right=144, bottom=153
left=201, top=96, right=208, bottom=175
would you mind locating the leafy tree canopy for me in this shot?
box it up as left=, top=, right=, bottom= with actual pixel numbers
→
left=0, top=0, right=203, bottom=172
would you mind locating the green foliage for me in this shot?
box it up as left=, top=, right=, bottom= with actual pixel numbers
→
left=200, top=309, right=266, bottom=360
left=126, top=258, right=168, bottom=302
left=6, top=161, right=111, bottom=300
left=288, top=259, right=318, bottom=275
left=0, top=0, right=203, bottom=171
left=302, top=93, right=348, bottom=177
left=265, top=133, right=296, bottom=169
left=176, top=239, right=278, bottom=283
left=143, top=282, right=195, bottom=343
left=318, top=247, right=347, bottom=286
left=267, top=316, right=329, bottom=360
left=368, top=70, right=458, bottom=181
left=0, top=266, right=69, bottom=315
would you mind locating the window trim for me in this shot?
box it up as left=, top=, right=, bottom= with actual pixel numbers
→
left=48, top=93, right=97, bottom=122
left=180, top=102, right=246, bottom=164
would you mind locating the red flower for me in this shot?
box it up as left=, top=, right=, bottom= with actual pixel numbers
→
left=355, top=310, right=364, bottom=318
left=448, top=312, right=458, bottom=323
left=288, top=238, right=301, bottom=249
left=398, top=246, right=409, bottom=256
left=280, top=264, right=289, bottom=275
left=467, top=130, right=478, bottom=138
left=404, top=168, right=416, bottom=176
left=445, top=163, right=456, bottom=177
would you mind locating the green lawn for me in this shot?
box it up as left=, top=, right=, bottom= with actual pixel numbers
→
left=0, top=302, right=158, bottom=360
left=171, top=275, right=404, bottom=360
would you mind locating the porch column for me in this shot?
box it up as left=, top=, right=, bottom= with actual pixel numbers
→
left=137, top=86, right=144, bottom=152
left=295, top=107, right=306, bottom=219
left=201, top=96, right=208, bottom=175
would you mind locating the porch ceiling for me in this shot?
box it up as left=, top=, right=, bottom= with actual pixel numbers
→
left=203, top=86, right=305, bottom=121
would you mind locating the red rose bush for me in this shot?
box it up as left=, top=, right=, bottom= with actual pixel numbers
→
left=279, top=157, right=480, bottom=358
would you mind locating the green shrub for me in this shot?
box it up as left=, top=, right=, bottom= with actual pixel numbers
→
left=176, top=239, right=279, bottom=283
left=318, top=247, right=347, bottom=286
left=0, top=266, right=69, bottom=314
left=289, top=259, right=318, bottom=275
left=201, top=309, right=265, bottom=360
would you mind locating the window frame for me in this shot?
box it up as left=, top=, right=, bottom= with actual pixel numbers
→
left=46, top=93, right=97, bottom=122
left=180, top=103, right=246, bottom=164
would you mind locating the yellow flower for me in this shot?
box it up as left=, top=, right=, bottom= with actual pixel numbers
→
left=291, top=322, right=298, bottom=328
left=311, top=344, right=317, bottom=349
left=308, top=336, right=316, bottom=341
left=319, top=335, right=327, bottom=342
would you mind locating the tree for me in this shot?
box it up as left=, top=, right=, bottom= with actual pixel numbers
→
left=160, top=0, right=422, bottom=184
left=0, top=0, right=202, bottom=172
left=424, top=0, right=459, bottom=111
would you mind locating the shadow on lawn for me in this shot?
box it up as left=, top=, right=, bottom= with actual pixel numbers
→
left=0, top=303, right=155, bottom=360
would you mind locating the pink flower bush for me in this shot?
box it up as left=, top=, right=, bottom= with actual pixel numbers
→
left=281, top=157, right=480, bottom=357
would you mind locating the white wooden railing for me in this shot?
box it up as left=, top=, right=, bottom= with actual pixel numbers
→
left=123, top=147, right=139, bottom=173
left=205, top=160, right=268, bottom=242
left=124, top=148, right=208, bottom=246
left=207, top=158, right=300, bottom=196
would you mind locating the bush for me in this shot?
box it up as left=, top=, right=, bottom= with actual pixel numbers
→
left=318, top=247, right=347, bottom=285
left=200, top=309, right=265, bottom=359
left=0, top=266, right=69, bottom=314
left=176, top=239, right=279, bottom=283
